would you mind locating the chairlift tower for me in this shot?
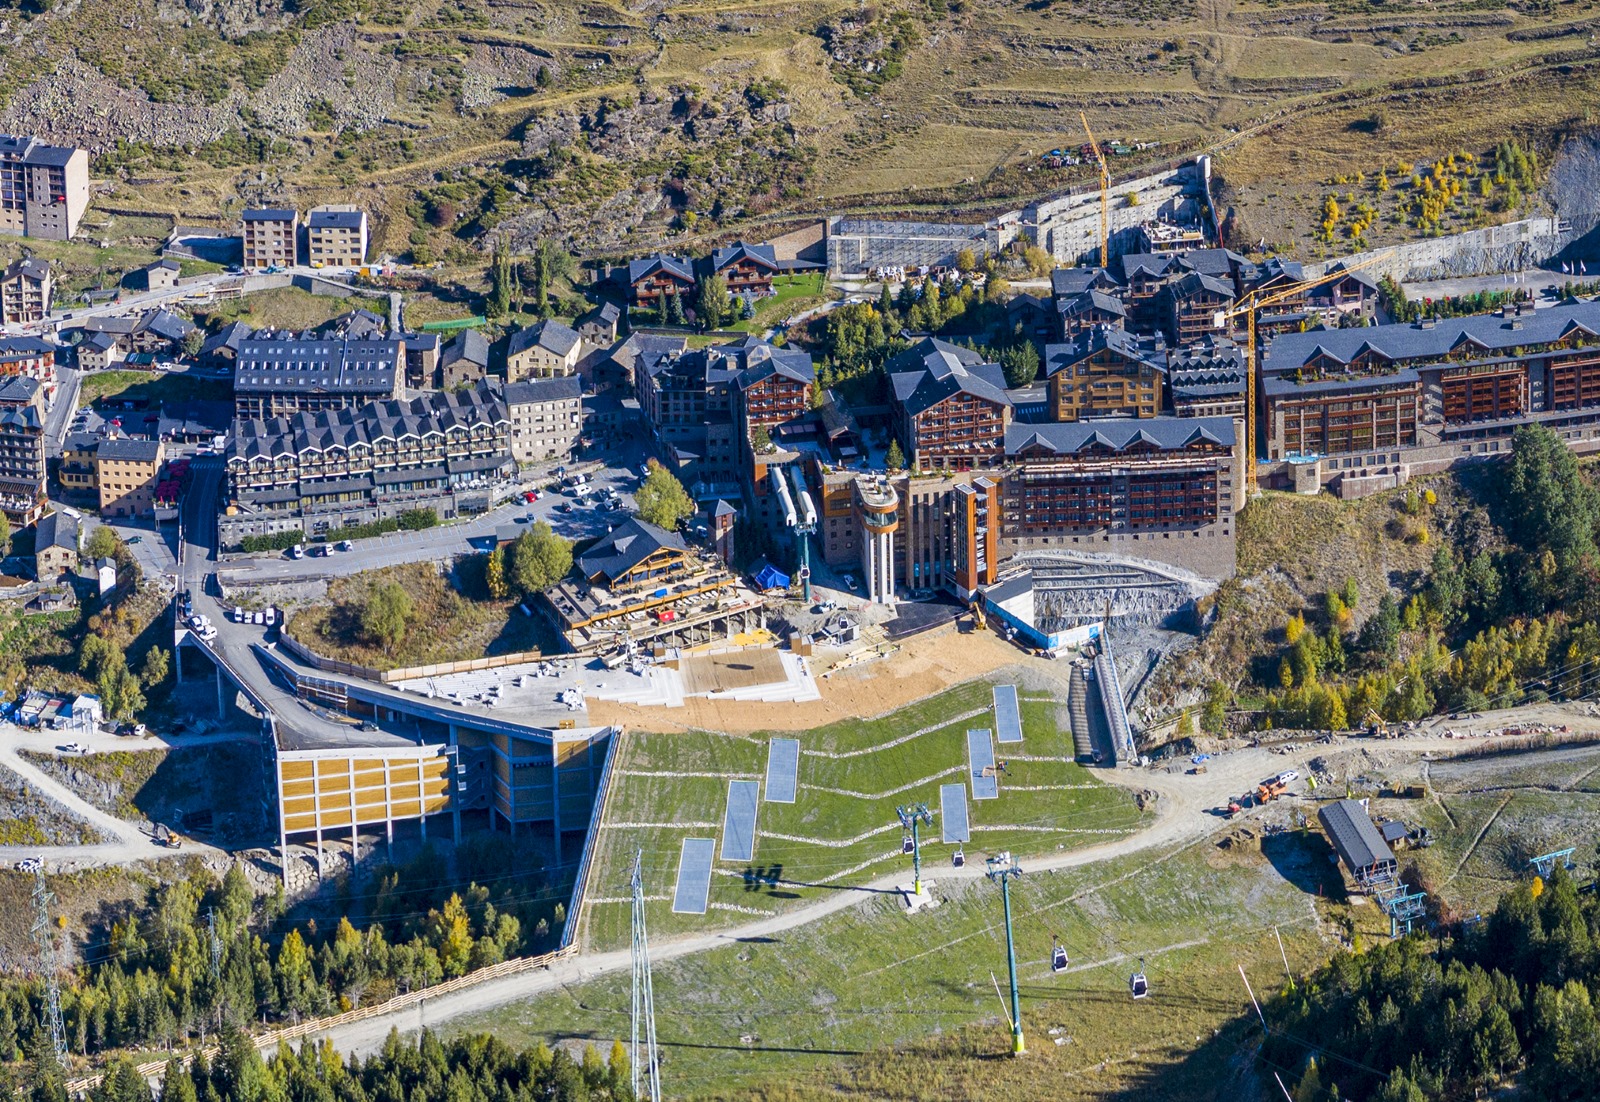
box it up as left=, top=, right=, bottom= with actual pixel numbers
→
left=896, top=803, right=933, bottom=896
left=986, top=852, right=1026, bottom=1056
left=630, top=850, right=663, bottom=1102
left=22, top=858, right=66, bottom=1068
left=1530, top=848, right=1576, bottom=879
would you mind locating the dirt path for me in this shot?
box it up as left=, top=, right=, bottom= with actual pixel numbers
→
left=0, top=740, right=225, bottom=868
left=586, top=624, right=1035, bottom=734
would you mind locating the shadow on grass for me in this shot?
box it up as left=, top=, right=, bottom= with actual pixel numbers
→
left=1262, top=829, right=1347, bottom=901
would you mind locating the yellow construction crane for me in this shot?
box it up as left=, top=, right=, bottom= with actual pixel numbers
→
left=1079, top=112, right=1110, bottom=267
left=1211, top=250, right=1393, bottom=494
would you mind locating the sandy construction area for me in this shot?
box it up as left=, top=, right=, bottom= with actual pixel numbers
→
left=587, top=624, right=1037, bottom=734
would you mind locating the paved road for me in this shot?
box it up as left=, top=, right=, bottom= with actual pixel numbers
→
left=42, top=366, right=80, bottom=456
left=1402, top=268, right=1570, bottom=303
left=215, top=443, right=650, bottom=586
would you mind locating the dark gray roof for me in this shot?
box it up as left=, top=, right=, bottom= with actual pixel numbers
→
left=4, top=257, right=49, bottom=283
left=888, top=337, right=1010, bottom=416
left=96, top=437, right=162, bottom=462
left=308, top=208, right=365, bottom=230
left=231, top=383, right=508, bottom=463
left=708, top=242, right=778, bottom=273
left=0, top=336, right=53, bottom=360
left=0, top=404, right=40, bottom=432
left=442, top=329, right=490, bottom=370
left=138, top=308, right=196, bottom=343
left=321, top=309, right=386, bottom=341
left=608, top=333, right=687, bottom=374
left=1050, top=267, right=1114, bottom=297
left=1318, top=799, right=1396, bottom=876
left=81, top=316, right=137, bottom=336
left=1168, top=339, right=1247, bottom=399
left=712, top=499, right=737, bottom=518
left=80, top=332, right=119, bottom=354
left=201, top=321, right=253, bottom=357
left=1264, top=302, right=1600, bottom=376
left=1044, top=327, right=1167, bottom=377
left=1313, top=262, right=1380, bottom=293
left=502, top=376, right=582, bottom=406
left=1168, top=270, right=1235, bottom=301
left=577, top=517, right=686, bottom=585
left=19, top=140, right=77, bottom=168
left=0, top=375, right=40, bottom=405
left=625, top=254, right=694, bottom=285
left=1006, top=416, right=1234, bottom=457
left=1263, top=368, right=1422, bottom=398
left=146, top=259, right=181, bottom=273
left=734, top=344, right=815, bottom=390
left=34, top=510, right=78, bottom=553
left=508, top=320, right=581, bottom=360
left=1059, top=289, right=1127, bottom=319
left=578, top=302, right=622, bottom=328
left=243, top=208, right=296, bottom=222
left=235, top=334, right=402, bottom=397
left=1117, top=253, right=1180, bottom=283
left=1006, top=292, right=1049, bottom=314
left=159, top=400, right=232, bottom=438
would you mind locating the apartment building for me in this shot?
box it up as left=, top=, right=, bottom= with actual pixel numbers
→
left=242, top=209, right=298, bottom=269
left=887, top=338, right=1012, bottom=470
left=222, top=384, right=512, bottom=547
left=1162, top=271, right=1234, bottom=346
left=0, top=135, right=90, bottom=241
left=506, top=320, right=581, bottom=381
left=619, top=254, right=695, bottom=310
left=1167, top=337, right=1248, bottom=419
left=233, top=333, right=405, bottom=420
left=703, top=242, right=779, bottom=299
left=0, top=258, right=51, bottom=324
left=306, top=206, right=368, bottom=268
left=0, top=375, right=44, bottom=524
left=0, top=336, right=56, bottom=396
left=502, top=376, right=583, bottom=464
left=95, top=437, right=165, bottom=518
left=1044, top=327, right=1166, bottom=421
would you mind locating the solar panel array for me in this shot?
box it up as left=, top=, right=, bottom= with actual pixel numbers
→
left=672, top=838, right=716, bottom=914
left=994, top=684, right=1023, bottom=744
left=720, top=780, right=760, bottom=862
left=940, top=782, right=971, bottom=843
left=968, top=729, right=998, bottom=800
left=765, top=738, right=800, bottom=804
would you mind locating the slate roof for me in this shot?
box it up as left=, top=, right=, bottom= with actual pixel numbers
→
left=34, top=510, right=78, bottom=553
left=1167, top=270, right=1235, bottom=301
left=81, top=316, right=137, bottom=336
left=1044, top=326, right=1167, bottom=377
left=578, top=301, right=622, bottom=328
left=625, top=254, right=694, bottom=285
left=322, top=309, right=386, bottom=340
left=234, top=334, right=402, bottom=396
left=232, top=383, right=508, bottom=463
left=201, top=321, right=253, bottom=357
left=145, top=259, right=181, bottom=274
left=96, top=437, right=162, bottom=463
left=1058, top=289, right=1127, bottom=320
left=1263, top=301, right=1600, bottom=377
left=1313, top=262, right=1381, bottom=293
left=577, top=517, right=687, bottom=585
left=0, top=404, right=40, bottom=432
left=158, top=400, right=232, bottom=438
left=0, top=336, right=52, bottom=360
left=138, top=308, right=196, bottom=344
left=1005, top=415, right=1234, bottom=456
left=4, top=136, right=78, bottom=168
left=243, top=208, right=296, bottom=222
left=607, top=333, right=688, bottom=376
left=308, top=208, right=366, bottom=230
left=502, top=376, right=582, bottom=406
left=1167, top=338, right=1247, bottom=399
left=708, top=241, right=778, bottom=273
left=887, top=337, right=1011, bottom=416
left=508, top=320, right=581, bottom=360
left=79, top=332, right=119, bottom=356
left=3, top=257, right=50, bottom=283
left=1318, top=799, right=1396, bottom=877
left=0, top=375, right=40, bottom=406
left=732, top=342, right=815, bottom=390
left=1050, top=267, right=1115, bottom=297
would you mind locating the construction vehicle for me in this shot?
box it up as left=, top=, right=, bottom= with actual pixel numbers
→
left=151, top=823, right=182, bottom=849
left=969, top=600, right=987, bottom=632
left=1255, top=779, right=1289, bottom=804
left=1363, top=708, right=1393, bottom=738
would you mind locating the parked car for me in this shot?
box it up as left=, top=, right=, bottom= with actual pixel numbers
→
left=842, top=574, right=859, bottom=592
left=252, top=610, right=264, bottom=625
left=289, top=544, right=305, bottom=560
left=556, top=503, right=573, bottom=513
left=1276, top=770, right=1300, bottom=786
left=233, top=605, right=245, bottom=622
left=58, top=743, right=88, bottom=755
left=337, top=540, right=354, bottom=552
left=126, top=535, right=143, bottom=545
left=515, top=515, right=532, bottom=524
left=264, top=607, right=276, bottom=626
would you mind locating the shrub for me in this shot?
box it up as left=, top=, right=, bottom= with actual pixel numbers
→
left=240, top=531, right=302, bottom=553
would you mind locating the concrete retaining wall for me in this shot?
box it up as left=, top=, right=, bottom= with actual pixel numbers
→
left=1306, top=217, right=1573, bottom=284
left=1026, top=160, right=1209, bottom=264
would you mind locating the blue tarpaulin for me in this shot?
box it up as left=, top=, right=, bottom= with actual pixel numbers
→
left=753, top=563, right=790, bottom=591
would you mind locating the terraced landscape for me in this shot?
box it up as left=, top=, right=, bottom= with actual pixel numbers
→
left=2, top=0, right=1597, bottom=269
left=581, top=678, right=1151, bottom=949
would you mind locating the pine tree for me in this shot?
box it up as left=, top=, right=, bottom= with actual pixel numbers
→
left=885, top=439, right=905, bottom=470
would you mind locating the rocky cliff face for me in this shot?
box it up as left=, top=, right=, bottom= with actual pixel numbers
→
left=1544, top=131, right=1600, bottom=258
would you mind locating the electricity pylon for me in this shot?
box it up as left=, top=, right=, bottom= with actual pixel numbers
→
left=22, top=858, right=65, bottom=1068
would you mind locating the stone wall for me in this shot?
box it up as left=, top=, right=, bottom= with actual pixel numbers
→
left=1025, top=159, right=1210, bottom=264
left=1305, top=217, right=1571, bottom=284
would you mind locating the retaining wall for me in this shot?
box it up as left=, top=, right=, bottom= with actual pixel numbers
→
left=1305, top=216, right=1572, bottom=284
